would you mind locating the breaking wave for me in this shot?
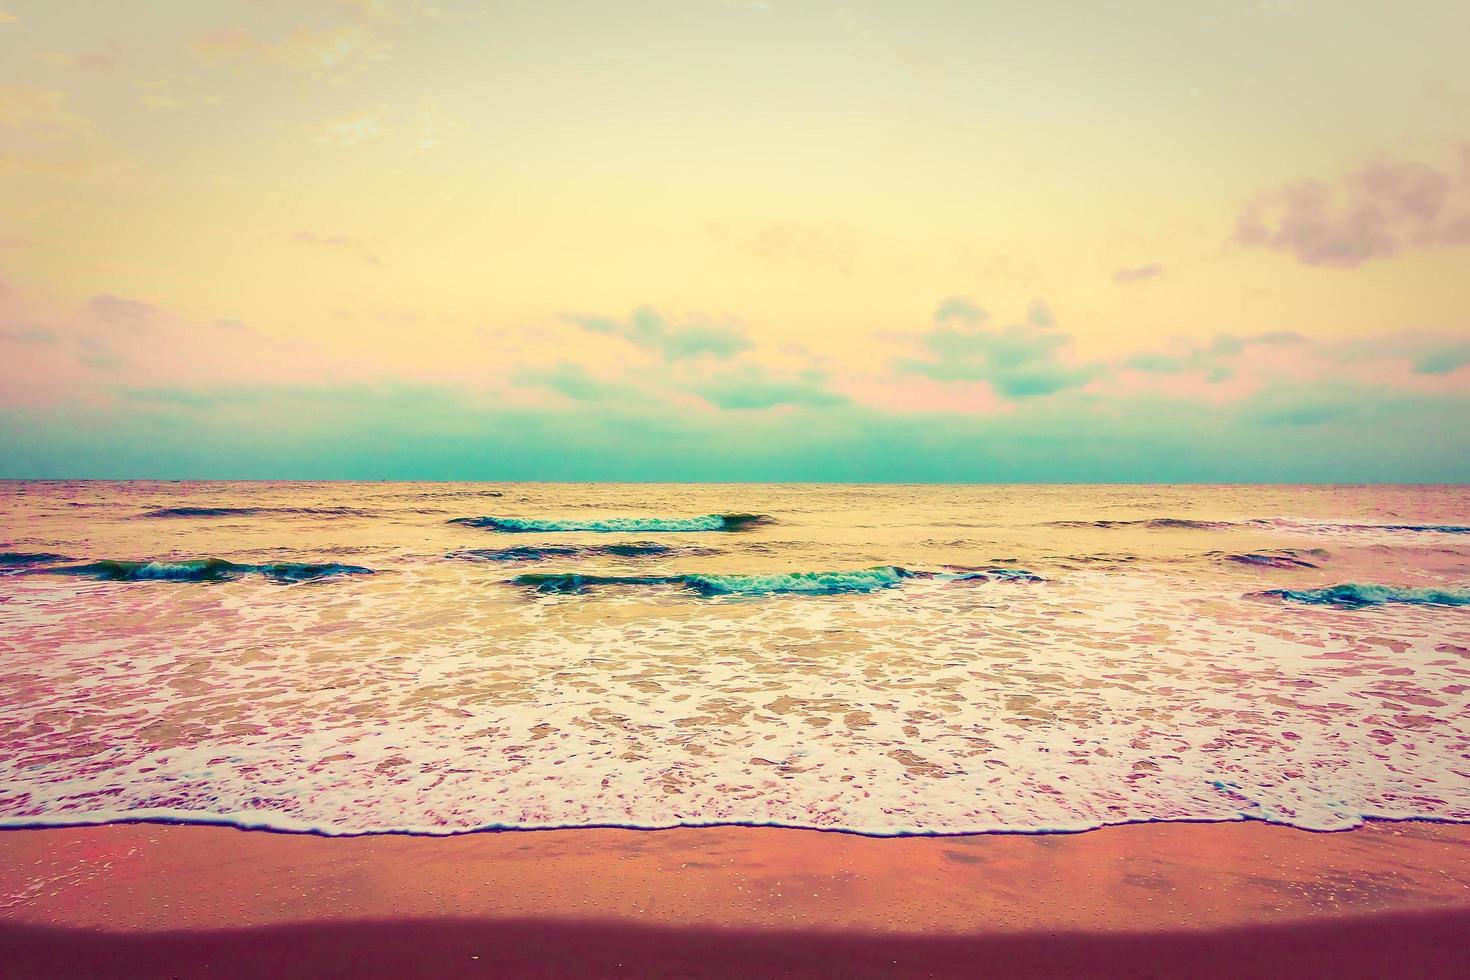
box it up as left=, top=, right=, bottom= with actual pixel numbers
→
left=513, top=573, right=679, bottom=594
left=1254, top=583, right=1470, bottom=608
left=451, top=513, right=774, bottom=533
left=683, top=567, right=911, bottom=596
left=511, top=566, right=1042, bottom=596
left=43, top=559, right=374, bottom=583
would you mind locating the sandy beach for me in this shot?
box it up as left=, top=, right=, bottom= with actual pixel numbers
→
left=2, top=820, right=1468, bottom=977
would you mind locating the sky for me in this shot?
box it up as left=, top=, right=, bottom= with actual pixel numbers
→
left=0, top=0, right=1467, bottom=481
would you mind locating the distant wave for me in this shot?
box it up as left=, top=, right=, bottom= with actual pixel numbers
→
left=42, top=559, right=374, bottom=583
left=1049, top=517, right=1470, bottom=536
left=1218, top=549, right=1325, bottom=569
left=1053, top=555, right=1142, bottom=567
left=512, top=566, right=1042, bottom=596
left=451, top=513, right=774, bottom=533
left=390, top=489, right=504, bottom=500
left=1267, top=520, right=1470, bottom=535
left=1047, top=518, right=1234, bottom=530
left=941, top=567, right=1047, bottom=583
left=448, top=542, right=696, bottom=562
left=1254, top=583, right=1470, bottom=608
left=0, top=551, right=72, bottom=568
left=140, top=506, right=371, bottom=519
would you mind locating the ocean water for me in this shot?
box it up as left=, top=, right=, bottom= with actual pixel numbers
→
left=1, top=481, right=1467, bottom=837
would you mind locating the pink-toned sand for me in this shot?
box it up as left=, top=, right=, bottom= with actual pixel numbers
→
left=2, top=820, right=1468, bottom=977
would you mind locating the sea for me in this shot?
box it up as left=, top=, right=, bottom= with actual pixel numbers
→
left=1, top=482, right=1467, bottom=837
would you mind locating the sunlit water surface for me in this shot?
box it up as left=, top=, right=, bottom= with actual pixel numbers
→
left=1, top=482, right=1467, bottom=835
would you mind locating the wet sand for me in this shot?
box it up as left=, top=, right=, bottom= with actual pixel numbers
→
left=1, top=820, right=1468, bottom=977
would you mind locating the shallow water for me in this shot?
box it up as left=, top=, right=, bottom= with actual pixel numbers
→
left=1, top=482, right=1467, bottom=835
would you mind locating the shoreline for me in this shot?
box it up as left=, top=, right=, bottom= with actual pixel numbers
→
left=3, top=810, right=1466, bottom=839
left=2, top=819, right=1468, bottom=977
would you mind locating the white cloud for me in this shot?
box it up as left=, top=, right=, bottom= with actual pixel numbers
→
left=415, top=99, right=463, bottom=150
left=314, top=110, right=388, bottom=147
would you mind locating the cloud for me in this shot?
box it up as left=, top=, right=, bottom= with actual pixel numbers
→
left=933, top=296, right=986, bottom=326
left=1328, top=330, right=1470, bottom=377
left=88, top=294, right=160, bottom=330
left=691, top=366, right=848, bottom=410
left=1121, top=331, right=1304, bottom=379
left=1235, top=146, right=1470, bottom=267
left=0, top=9, right=16, bottom=26
left=134, top=77, right=222, bottom=111
left=0, top=84, right=92, bottom=136
left=115, top=381, right=452, bottom=412
left=895, top=298, right=1096, bottom=399
left=191, top=24, right=390, bottom=80
left=0, top=84, right=127, bottom=179
left=75, top=343, right=125, bottom=372
left=415, top=99, right=463, bottom=150
left=290, top=231, right=382, bottom=266
left=570, top=306, right=754, bottom=362
left=0, top=155, right=119, bottom=179
left=190, top=27, right=262, bottom=59
left=313, top=110, right=387, bottom=147
left=1240, top=381, right=1407, bottom=427
left=35, top=51, right=117, bottom=74
left=706, top=222, right=859, bottom=276
left=335, top=0, right=398, bottom=20
left=1112, top=263, right=1163, bottom=283
left=115, top=386, right=262, bottom=409
left=514, top=361, right=632, bottom=402
left=1410, top=340, right=1470, bottom=375
left=0, top=326, right=57, bottom=345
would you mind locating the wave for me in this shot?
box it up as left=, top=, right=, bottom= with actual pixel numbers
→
left=139, top=506, right=372, bottom=519
left=0, top=551, right=72, bottom=567
left=1049, top=517, right=1470, bottom=536
left=941, top=567, right=1047, bottom=583
left=511, top=566, right=1043, bottom=596
left=451, top=513, right=774, bottom=533
left=1254, top=583, right=1470, bottom=608
left=1267, top=520, right=1470, bottom=535
left=43, top=559, right=374, bottom=583
left=1219, top=549, right=1325, bottom=569
left=1047, top=518, right=1234, bottom=530
left=390, top=489, right=504, bottom=500
left=513, top=573, right=681, bottom=594
left=683, top=567, right=911, bottom=596
left=1050, top=554, right=1140, bottom=566
left=447, top=542, right=699, bottom=561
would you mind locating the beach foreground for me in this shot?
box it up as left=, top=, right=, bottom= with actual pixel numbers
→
left=2, top=821, right=1468, bottom=978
